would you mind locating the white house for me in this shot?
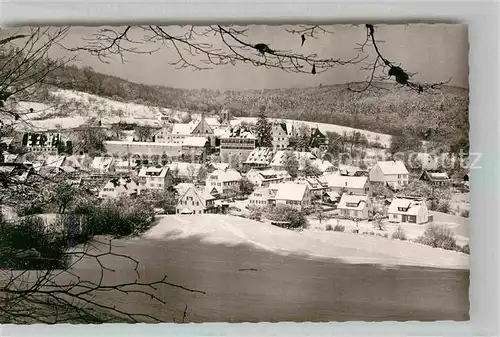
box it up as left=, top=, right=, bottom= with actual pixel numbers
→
left=245, top=168, right=292, bottom=188
left=294, top=176, right=329, bottom=198
left=337, top=193, right=372, bottom=220
left=387, top=196, right=429, bottom=224
left=268, top=183, right=312, bottom=211
left=99, top=177, right=139, bottom=199
left=137, top=166, right=172, bottom=194
left=369, top=161, right=409, bottom=186
left=205, top=168, right=242, bottom=195
left=114, top=158, right=138, bottom=173
left=248, top=187, right=274, bottom=207
left=419, top=170, right=451, bottom=186
left=312, top=159, right=336, bottom=175
left=271, top=122, right=289, bottom=150
left=323, top=174, right=371, bottom=196
left=220, top=127, right=257, bottom=163
left=176, top=185, right=216, bottom=215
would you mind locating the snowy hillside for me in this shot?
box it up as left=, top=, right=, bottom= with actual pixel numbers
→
left=11, top=89, right=392, bottom=147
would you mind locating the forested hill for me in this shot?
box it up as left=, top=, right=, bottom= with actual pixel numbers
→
left=40, top=65, right=469, bottom=150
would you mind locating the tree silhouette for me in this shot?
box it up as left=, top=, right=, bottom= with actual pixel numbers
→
left=65, top=24, right=450, bottom=93
left=255, top=106, right=272, bottom=148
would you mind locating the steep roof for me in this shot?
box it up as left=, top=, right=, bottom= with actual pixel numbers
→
left=208, top=168, right=242, bottom=182
left=175, top=183, right=195, bottom=196
left=376, top=161, right=409, bottom=175
left=269, top=183, right=308, bottom=201
left=245, top=147, right=274, bottom=165
left=171, top=123, right=194, bottom=135
left=91, top=156, right=114, bottom=170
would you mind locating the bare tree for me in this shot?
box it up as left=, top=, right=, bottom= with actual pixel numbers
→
left=64, top=24, right=450, bottom=93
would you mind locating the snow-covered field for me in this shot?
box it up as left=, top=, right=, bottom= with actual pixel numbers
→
left=12, top=89, right=393, bottom=147
left=143, top=214, right=469, bottom=270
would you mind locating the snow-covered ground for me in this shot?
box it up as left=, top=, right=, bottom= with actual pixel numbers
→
left=143, top=214, right=469, bottom=270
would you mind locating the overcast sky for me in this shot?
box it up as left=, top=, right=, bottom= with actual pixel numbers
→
left=47, top=23, right=469, bottom=91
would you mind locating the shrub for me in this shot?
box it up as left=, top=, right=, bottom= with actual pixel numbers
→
left=460, top=243, right=470, bottom=255
left=248, top=208, right=262, bottom=221
left=325, top=224, right=333, bottom=231
left=352, top=228, right=359, bottom=234
left=437, top=201, right=452, bottom=214
left=265, top=205, right=308, bottom=229
left=461, top=210, right=470, bottom=218
left=333, top=224, right=345, bottom=232
left=383, top=233, right=389, bottom=238
left=369, top=231, right=375, bottom=236
left=0, top=216, right=70, bottom=270
left=414, top=224, right=457, bottom=251
left=391, top=226, right=407, bottom=241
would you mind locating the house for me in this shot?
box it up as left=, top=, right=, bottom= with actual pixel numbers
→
left=369, top=161, right=409, bottom=187
left=205, top=168, right=242, bottom=195
left=22, top=132, right=62, bottom=154
left=268, top=183, right=312, bottom=211
left=91, top=157, right=115, bottom=174
left=99, top=177, right=139, bottom=199
left=245, top=168, right=291, bottom=188
left=311, top=159, right=336, bottom=175
left=271, top=122, right=289, bottom=150
left=176, top=185, right=216, bottom=215
left=309, top=127, right=329, bottom=151
left=170, top=114, right=215, bottom=147
left=269, top=151, right=317, bottom=172
left=244, top=147, right=274, bottom=169
left=388, top=196, right=429, bottom=225
left=295, top=176, right=329, bottom=198
left=337, top=193, right=372, bottom=220
left=220, top=126, right=257, bottom=164
left=419, top=170, right=451, bottom=186
left=323, top=174, right=371, bottom=196
left=137, top=166, right=172, bottom=194
left=181, top=136, right=208, bottom=161
left=248, top=187, right=274, bottom=207
left=323, top=191, right=341, bottom=204
left=206, top=162, right=230, bottom=173
left=38, top=155, right=66, bottom=176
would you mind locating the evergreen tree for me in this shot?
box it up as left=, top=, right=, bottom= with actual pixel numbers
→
left=255, top=106, right=273, bottom=148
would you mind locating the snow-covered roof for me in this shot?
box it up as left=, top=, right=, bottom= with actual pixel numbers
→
left=245, top=147, right=274, bottom=165
left=209, top=162, right=230, bottom=171
left=269, top=183, right=308, bottom=201
left=44, top=155, right=65, bottom=168
left=337, top=194, right=369, bottom=210
left=115, top=158, right=138, bottom=168
left=91, top=156, right=114, bottom=170
left=250, top=187, right=274, bottom=199
left=204, top=117, right=221, bottom=127
left=376, top=161, right=409, bottom=175
left=423, top=170, right=450, bottom=181
left=323, top=174, right=368, bottom=189
left=388, top=196, right=425, bottom=216
left=220, top=127, right=256, bottom=139
left=175, top=183, right=195, bottom=196
left=138, top=166, right=169, bottom=178
left=313, top=159, right=335, bottom=172
left=101, top=178, right=138, bottom=195
left=171, top=123, right=194, bottom=135
left=208, top=168, right=242, bottom=182
left=182, top=136, right=207, bottom=147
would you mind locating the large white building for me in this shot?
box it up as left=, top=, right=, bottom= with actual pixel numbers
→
left=137, top=166, right=172, bottom=194
left=369, top=161, right=409, bottom=187
left=176, top=185, right=216, bottom=215
left=268, top=183, right=312, bottom=211
left=205, top=168, right=242, bottom=195
left=271, top=122, right=289, bottom=151
left=323, top=174, right=371, bottom=196
left=220, top=127, right=257, bottom=164
left=337, top=193, right=372, bottom=220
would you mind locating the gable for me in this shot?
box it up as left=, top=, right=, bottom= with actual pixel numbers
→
left=191, top=119, right=214, bottom=135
